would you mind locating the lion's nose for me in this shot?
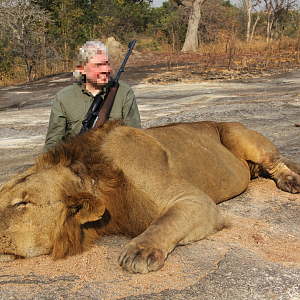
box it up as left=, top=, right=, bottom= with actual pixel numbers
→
left=0, top=235, right=17, bottom=262
left=0, top=253, right=17, bottom=262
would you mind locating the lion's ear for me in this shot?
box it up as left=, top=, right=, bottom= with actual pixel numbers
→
left=69, top=161, right=87, bottom=176
left=65, top=192, right=105, bottom=224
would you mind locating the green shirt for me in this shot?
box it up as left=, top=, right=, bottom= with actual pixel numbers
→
left=44, top=80, right=141, bottom=152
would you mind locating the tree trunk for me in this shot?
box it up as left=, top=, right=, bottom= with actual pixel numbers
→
left=246, top=4, right=251, bottom=43
left=250, top=12, right=262, bottom=44
left=182, top=0, right=206, bottom=52
left=243, top=0, right=251, bottom=44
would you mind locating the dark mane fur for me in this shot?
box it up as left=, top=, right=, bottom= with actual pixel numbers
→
left=37, top=120, right=123, bottom=170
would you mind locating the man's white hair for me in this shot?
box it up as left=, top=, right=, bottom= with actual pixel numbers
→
left=73, top=40, right=109, bottom=81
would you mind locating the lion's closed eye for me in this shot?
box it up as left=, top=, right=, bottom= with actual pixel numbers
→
left=13, top=201, right=28, bottom=208
left=11, top=195, right=35, bottom=209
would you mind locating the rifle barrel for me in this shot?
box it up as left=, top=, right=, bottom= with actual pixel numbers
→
left=114, top=39, right=136, bottom=82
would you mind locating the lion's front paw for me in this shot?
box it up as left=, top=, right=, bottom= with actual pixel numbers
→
left=277, top=171, right=300, bottom=194
left=118, top=241, right=166, bottom=274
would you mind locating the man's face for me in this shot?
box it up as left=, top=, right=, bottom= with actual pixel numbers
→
left=81, top=51, right=111, bottom=89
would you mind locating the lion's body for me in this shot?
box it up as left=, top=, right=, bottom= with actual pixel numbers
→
left=1, top=121, right=300, bottom=273
left=125, top=121, right=250, bottom=204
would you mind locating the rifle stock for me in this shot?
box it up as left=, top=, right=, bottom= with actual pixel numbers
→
left=93, top=84, right=119, bottom=128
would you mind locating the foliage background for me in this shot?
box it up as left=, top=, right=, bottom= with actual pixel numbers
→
left=0, top=0, right=299, bottom=85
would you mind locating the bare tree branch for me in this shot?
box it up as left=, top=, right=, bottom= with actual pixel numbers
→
left=0, top=0, right=53, bottom=80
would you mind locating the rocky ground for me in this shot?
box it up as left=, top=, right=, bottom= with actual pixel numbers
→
left=0, top=53, right=300, bottom=299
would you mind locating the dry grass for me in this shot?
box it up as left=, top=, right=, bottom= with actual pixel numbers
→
left=1, top=36, right=300, bottom=87
left=135, top=34, right=174, bottom=53
left=0, top=58, right=72, bottom=87
left=200, top=36, right=300, bottom=56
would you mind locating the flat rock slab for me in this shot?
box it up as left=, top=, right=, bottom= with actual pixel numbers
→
left=0, top=70, right=300, bottom=299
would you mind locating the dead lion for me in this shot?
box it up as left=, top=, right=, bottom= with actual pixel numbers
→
left=0, top=120, right=299, bottom=273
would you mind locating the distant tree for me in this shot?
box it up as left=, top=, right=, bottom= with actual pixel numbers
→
left=199, top=0, right=231, bottom=44
left=182, top=0, right=206, bottom=52
left=0, top=0, right=52, bottom=80
left=223, top=0, right=233, bottom=7
left=36, top=0, right=153, bottom=43
left=150, top=1, right=186, bottom=51
left=263, top=0, right=297, bottom=42
left=250, top=2, right=263, bottom=43
left=0, top=39, right=13, bottom=83
left=240, top=0, right=262, bottom=43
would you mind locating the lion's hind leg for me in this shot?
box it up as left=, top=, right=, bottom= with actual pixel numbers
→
left=217, top=122, right=300, bottom=194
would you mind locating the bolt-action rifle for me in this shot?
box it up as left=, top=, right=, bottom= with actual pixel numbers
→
left=80, top=39, right=136, bottom=133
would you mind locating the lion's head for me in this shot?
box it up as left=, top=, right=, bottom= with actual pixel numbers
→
left=0, top=162, right=106, bottom=262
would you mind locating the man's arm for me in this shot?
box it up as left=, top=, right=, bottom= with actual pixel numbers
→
left=122, top=88, right=141, bottom=129
left=108, top=81, right=141, bottom=128
left=44, top=95, right=67, bottom=152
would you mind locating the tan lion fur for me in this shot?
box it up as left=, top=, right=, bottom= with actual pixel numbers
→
left=36, top=121, right=158, bottom=260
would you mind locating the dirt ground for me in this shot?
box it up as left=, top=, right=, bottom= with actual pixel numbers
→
left=0, top=51, right=300, bottom=299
